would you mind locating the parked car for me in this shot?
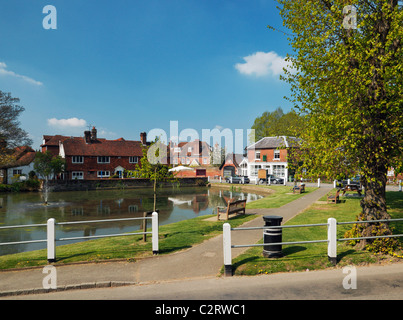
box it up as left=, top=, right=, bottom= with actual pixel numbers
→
left=337, top=175, right=361, bottom=187
left=226, top=175, right=250, bottom=184
left=259, top=174, right=284, bottom=185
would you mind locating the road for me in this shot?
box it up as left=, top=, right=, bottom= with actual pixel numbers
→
left=5, top=262, right=403, bottom=300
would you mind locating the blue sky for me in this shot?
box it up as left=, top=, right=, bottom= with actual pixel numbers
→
left=0, top=0, right=293, bottom=150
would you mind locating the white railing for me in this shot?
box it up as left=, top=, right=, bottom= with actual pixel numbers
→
left=223, top=217, right=403, bottom=276
left=0, top=212, right=159, bottom=262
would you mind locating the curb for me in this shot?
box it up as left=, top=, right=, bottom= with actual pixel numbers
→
left=0, top=281, right=136, bottom=297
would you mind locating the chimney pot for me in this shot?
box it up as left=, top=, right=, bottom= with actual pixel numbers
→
left=140, top=132, right=147, bottom=146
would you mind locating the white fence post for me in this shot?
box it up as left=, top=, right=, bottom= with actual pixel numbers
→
left=399, top=180, right=402, bottom=192
left=333, top=179, right=337, bottom=188
left=327, top=218, right=337, bottom=265
left=152, top=212, right=159, bottom=255
left=223, top=223, right=232, bottom=277
left=317, top=178, right=321, bottom=188
left=47, top=218, right=56, bottom=263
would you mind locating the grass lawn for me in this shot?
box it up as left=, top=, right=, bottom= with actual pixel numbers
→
left=245, top=185, right=317, bottom=209
left=230, top=191, right=403, bottom=276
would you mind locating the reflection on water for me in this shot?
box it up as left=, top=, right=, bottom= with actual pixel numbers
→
left=0, top=187, right=263, bottom=255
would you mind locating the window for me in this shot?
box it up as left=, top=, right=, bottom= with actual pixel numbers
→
left=97, top=170, right=110, bottom=178
left=188, top=147, right=193, bottom=153
left=12, top=169, right=22, bottom=175
left=129, top=156, right=138, bottom=163
left=72, top=156, right=83, bottom=163
left=128, top=205, right=138, bottom=213
left=97, top=156, right=110, bottom=163
left=274, top=150, right=280, bottom=160
left=272, top=165, right=285, bottom=177
left=251, top=165, right=262, bottom=176
left=255, top=151, right=261, bottom=160
left=174, top=147, right=181, bottom=153
left=72, top=171, right=84, bottom=180
left=203, top=158, right=208, bottom=164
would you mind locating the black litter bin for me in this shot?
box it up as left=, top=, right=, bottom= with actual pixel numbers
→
left=262, top=215, right=283, bottom=258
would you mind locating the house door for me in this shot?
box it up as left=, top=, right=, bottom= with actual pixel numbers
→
left=114, top=166, right=125, bottom=178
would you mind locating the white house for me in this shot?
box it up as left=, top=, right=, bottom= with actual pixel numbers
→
left=0, top=146, right=36, bottom=184
left=246, top=136, right=300, bottom=183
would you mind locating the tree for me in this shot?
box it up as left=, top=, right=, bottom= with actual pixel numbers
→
left=0, top=91, right=32, bottom=148
left=277, top=0, right=402, bottom=250
left=251, top=107, right=305, bottom=141
left=126, top=140, right=173, bottom=212
left=34, top=151, right=65, bottom=204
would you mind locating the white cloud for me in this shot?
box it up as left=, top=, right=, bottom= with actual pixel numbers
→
left=47, top=117, right=87, bottom=128
left=235, top=51, right=292, bottom=77
left=0, top=62, right=43, bottom=86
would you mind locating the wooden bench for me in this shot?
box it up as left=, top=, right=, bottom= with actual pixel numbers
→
left=217, top=199, right=247, bottom=221
left=342, top=184, right=362, bottom=196
left=292, top=183, right=305, bottom=194
left=327, top=189, right=340, bottom=204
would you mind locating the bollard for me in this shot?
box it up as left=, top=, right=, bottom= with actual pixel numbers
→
left=223, top=223, right=232, bottom=277
left=262, top=216, right=283, bottom=258
left=327, top=218, right=337, bottom=265
left=318, top=178, right=321, bottom=188
left=152, top=212, right=159, bottom=255
left=47, top=218, right=56, bottom=263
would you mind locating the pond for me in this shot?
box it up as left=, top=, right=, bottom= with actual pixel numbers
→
left=0, top=187, right=264, bottom=256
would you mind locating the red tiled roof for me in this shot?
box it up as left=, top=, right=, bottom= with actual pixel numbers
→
left=41, top=135, right=71, bottom=147
left=61, top=137, right=143, bottom=157
left=1, top=146, right=36, bottom=168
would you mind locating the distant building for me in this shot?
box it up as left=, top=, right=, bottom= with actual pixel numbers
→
left=41, top=127, right=148, bottom=180
left=169, top=139, right=211, bottom=166
left=219, top=153, right=246, bottom=177
left=246, top=136, right=300, bottom=183
left=0, top=146, right=36, bottom=184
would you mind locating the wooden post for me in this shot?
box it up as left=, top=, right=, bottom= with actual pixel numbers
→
left=143, top=211, right=147, bottom=242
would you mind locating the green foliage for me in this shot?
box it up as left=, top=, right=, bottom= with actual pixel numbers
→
left=126, top=141, right=173, bottom=181
left=33, top=151, right=65, bottom=180
left=344, top=212, right=400, bottom=253
left=277, top=0, right=402, bottom=181
left=251, top=107, right=306, bottom=141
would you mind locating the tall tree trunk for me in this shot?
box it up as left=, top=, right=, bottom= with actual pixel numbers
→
left=356, top=166, right=392, bottom=249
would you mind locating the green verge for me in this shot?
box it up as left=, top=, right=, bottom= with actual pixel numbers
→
left=245, top=185, right=317, bottom=209
left=229, top=191, right=403, bottom=276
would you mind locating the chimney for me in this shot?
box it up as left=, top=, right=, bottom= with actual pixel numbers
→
left=84, top=130, right=91, bottom=144
left=140, top=132, right=147, bottom=146
left=91, top=126, right=97, bottom=141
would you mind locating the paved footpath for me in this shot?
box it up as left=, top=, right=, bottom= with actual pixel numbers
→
left=0, top=187, right=330, bottom=297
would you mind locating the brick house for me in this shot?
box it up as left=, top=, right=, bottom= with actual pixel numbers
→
left=169, top=139, right=211, bottom=166
left=41, top=127, right=148, bottom=180
left=219, top=153, right=246, bottom=177
left=246, top=136, right=300, bottom=183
